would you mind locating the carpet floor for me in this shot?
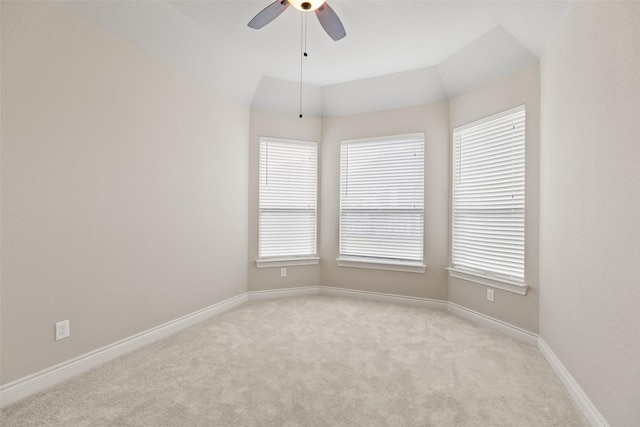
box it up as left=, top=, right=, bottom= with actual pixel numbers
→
left=1, top=295, right=588, bottom=426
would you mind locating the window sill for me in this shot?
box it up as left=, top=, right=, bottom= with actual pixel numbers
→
left=447, top=267, right=528, bottom=295
left=337, top=258, right=426, bottom=273
left=256, top=257, right=320, bottom=268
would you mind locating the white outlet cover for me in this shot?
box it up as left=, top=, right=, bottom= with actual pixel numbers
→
left=55, top=320, right=70, bottom=341
left=487, top=288, right=495, bottom=302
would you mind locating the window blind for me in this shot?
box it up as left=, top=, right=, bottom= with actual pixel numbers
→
left=259, top=138, right=317, bottom=259
left=452, top=106, right=525, bottom=282
left=340, top=133, right=424, bottom=264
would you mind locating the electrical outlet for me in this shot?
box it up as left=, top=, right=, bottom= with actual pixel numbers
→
left=487, top=288, right=495, bottom=302
left=280, top=268, right=287, bottom=278
left=55, top=320, right=70, bottom=341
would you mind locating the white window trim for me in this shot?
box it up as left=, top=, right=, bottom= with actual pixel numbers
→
left=258, top=136, right=318, bottom=260
left=339, top=133, right=425, bottom=270
left=447, top=267, right=528, bottom=295
left=337, top=257, right=426, bottom=273
left=256, top=257, right=320, bottom=268
left=451, top=105, right=526, bottom=288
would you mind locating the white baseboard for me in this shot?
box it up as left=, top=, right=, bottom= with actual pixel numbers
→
left=320, top=286, right=448, bottom=310
left=538, top=338, right=609, bottom=427
left=447, top=302, right=538, bottom=346
left=247, top=286, right=321, bottom=300
left=0, top=293, right=247, bottom=408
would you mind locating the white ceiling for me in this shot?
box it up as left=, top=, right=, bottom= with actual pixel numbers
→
left=64, top=1, right=573, bottom=116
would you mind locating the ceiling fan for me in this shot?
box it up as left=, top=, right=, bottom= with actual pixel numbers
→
left=248, top=0, right=346, bottom=41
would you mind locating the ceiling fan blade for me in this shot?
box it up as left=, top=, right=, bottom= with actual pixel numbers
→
left=315, top=2, right=346, bottom=41
left=248, top=0, right=290, bottom=29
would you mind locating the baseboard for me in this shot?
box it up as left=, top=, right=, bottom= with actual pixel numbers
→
left=0, top=292, right=248, bottom=408
left=247, top=286, right=321, bottom=300
left=447, top=302, right=538, bottom=346
left=538, top=338, right=609, bottom=427
left=320, top=286, right=448, bottom=310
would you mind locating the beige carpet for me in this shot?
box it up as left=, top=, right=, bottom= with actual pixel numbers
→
left=2, top=295, right=587, bottom=426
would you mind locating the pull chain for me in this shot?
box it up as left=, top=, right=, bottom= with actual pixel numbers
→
left=304, top=12, right=308, bottom=57
left=299, top=12, right=308, bottom=118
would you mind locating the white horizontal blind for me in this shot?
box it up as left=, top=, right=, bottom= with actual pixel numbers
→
left=340, top=133, right=424, bottom=263
left=259, top=138, right=317, bottom=259
left=452, top=106, right=525, bottom=282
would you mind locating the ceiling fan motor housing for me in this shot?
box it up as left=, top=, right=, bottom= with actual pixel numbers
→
left=288, top=0, right=326, bottom=12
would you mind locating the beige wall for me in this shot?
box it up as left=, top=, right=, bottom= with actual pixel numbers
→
left=540, top=2, right=640, bottom=425
left=320, top=104, right=450, bottom=300
left=1, top=2, right=249, bottom=383
left=448, top=63, right=540, bottom=333
left=248, top=111, right=322, bottom=291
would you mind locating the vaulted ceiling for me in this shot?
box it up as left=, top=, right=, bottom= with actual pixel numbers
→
left=64, top=1, right=572, bottom=116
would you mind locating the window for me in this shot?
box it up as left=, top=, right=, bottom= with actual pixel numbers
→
left=339, top=133, right=425, bottom=272
left=450, top=105, right=526, bottom=294
left=258, top=137, right=318, bottom=266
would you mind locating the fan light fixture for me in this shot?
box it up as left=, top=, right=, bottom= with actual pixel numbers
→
left=248, top=0, right=345, bottom=41
left=288, top=0, right=326, bottom=12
